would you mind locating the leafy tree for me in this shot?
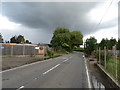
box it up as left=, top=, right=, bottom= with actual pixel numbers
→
left=17, top=35, right=25, bottom=44
left=51, top=27, right=83, bottom=52
left=26, top=40, right=32, bottom=44
left=84, top=37, right=97, bottom=55
left=108, top=37, right=117, bottom=49
left=10, top=36, right=17, bottom=43
left=0, top=33, right=3, bottom=43
left=99, top=38, right=109, bottom=50
left=70, top=30, right=83, bottom=47
left=51, top=27, right=71, bottom=51
left=10, top=35, right=27, bottom=44
left=117, top=39, right=120, bottom=50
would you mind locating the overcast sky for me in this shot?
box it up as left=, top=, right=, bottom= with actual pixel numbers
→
left=0, top=0, right=119, bottom=44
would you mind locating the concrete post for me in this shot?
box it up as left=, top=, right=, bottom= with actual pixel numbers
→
left=104, top=46, right=106, bottom=69
left=23, top=44, right=25, bottom=56
left=34, top=46, right=35, bottom=56
left=99, top=47, right=101, bottom=65
left=113, top=46, right=118, bottom=81
left=11, top=45, right=13, bottom=56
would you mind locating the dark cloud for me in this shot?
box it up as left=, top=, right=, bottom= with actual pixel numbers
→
left=1, top=2, right=117, bottom=43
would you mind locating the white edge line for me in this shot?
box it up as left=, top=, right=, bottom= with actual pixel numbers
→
left=17, top=86, right=24, bottom=90
left=84, top=56, right=92, bottom=88
left=43, top=64, right=60, bottom=75
left=0, top=58, right=53, bottom=73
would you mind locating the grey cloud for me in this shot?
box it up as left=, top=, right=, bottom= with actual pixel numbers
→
left=1, top=2, right=117, bottom=43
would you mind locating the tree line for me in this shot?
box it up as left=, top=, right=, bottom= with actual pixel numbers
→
left=84, top=37, right=120, bottom=56
left=0, top=33, right=31, bottom=44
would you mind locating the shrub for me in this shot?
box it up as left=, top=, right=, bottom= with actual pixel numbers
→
left=30, top=53, right=35, bottom=57
left=45, top=50, right=55, bottom=58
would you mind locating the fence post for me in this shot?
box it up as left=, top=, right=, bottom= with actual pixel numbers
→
left=104, top=46, right=106, bottom=69
left=115, top=46, right=118, bottom=81
left=113, top=46, right=118, bottom=81
left=23, top=44, right=25, bottom=56
left=34, top=46, right=35, bottom=55
left=11, top=45, right=13, bottom=56
left=99, top=47, right=101, bottom=65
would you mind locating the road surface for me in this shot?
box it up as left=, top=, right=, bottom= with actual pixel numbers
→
left=2, top=52, right=90, bottom=89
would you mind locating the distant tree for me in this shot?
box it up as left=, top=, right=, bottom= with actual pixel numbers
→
left=10, top=35, right=26, bottom=44
left=25, top=40, right=32, bottom=44
left=17, top=35, right=25, bottom=44
left=99, top=38, right=109, bottom=50
left=0, top=33, right=3, bottom=43
left=84, top=37, right=97, bottom=55
left=10, top=36, right=17, bottom=43
left=70, top=30, right=83, bottom=47
left=117, top=39, right=120, bottom=50
left=5, top=40, right=9, bottom=43
left=108, top=37, right=117, bottom=49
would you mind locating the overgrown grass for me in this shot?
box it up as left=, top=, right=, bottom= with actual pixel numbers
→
left=105, top=58, right=120, bottom=83
left=96, top=52, right=120, bottom=83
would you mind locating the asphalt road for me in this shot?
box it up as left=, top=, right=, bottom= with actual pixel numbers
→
left=2, top=52, right=90, bottom=89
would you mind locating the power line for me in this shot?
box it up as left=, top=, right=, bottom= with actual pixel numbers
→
left=93, top=0, right=114, bottom=31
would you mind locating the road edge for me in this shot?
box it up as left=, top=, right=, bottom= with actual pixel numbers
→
left=84, top=56, right=92, bottom=88
left=97, top=64, right=120, bottom=88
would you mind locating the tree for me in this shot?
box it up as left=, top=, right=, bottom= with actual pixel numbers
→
left=25, top=40, right=32, bottom=44
left=84, top=37, right=97, bottom=55
left=17, top=35, right=25, bottom=44
left=99, top=38, right=109, bottom=50
left=51, top=27, right=71, bottom=51
left=10, top=36, right=17, bottom=43
left=117, top=39, right=120, bottom=50
left=108, top=37, right=117, bottom=49
left=0, top=33, right=3, bottom=43
left=51, top=27, right=83, bottom=52
left=70, top=30, right=83, bottom=47
left=10, top=35, right=26, bottom=44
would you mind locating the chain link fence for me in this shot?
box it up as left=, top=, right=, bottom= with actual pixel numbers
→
left=97, top=46, right=120, bottom=85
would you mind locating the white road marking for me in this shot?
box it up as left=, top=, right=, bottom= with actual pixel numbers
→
left=62, top=56, right=72, bottom=62
left=0, top=58, right=54, bottom=73
left=63, top=59, right=69, bottom=62
left=17, top=86, right=24, bottom=90
left=84, top=56, right=92, bottom=88
left=43, top=64, right=60, bottom=75
left=69, top=56, right=72, bottom=59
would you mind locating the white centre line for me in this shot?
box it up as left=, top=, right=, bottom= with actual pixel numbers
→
left=63, top=59, right=69, bottom=62
left=43, top=64, right=60, bottom=75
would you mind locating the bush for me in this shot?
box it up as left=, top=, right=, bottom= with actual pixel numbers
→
left=30, top=53, right=35, bottom=57
left=45, top=50, right=55, bottom=58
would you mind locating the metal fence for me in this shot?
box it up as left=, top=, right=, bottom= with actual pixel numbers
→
left=1, top=44, right=39, bottom=56
left=97, top=46, right=120, bottom=85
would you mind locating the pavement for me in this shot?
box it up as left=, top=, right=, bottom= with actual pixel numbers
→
left=2, top=52, right=90, bottom=89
